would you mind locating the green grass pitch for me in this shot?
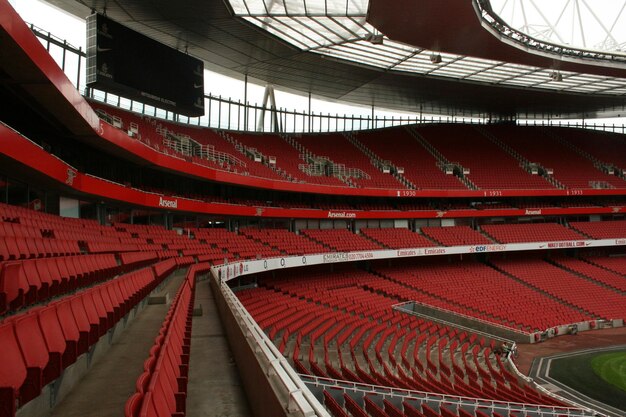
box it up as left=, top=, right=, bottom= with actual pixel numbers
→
left=549, top=350, right=626, bottom=411
left=591, top=352, right=626, bottom=392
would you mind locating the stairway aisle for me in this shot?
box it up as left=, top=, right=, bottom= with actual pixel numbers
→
left=186, top=278, right=251, bottom=417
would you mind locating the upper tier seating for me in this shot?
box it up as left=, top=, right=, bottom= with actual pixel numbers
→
left=227, top=132, right=346, bottom=186
left=480, top=223, right=584, bottom=244
left=359, top=228, right=437, bottom=249
left=418, top=125, right=553, bottom=190
left=556, top=128, right=626, bottom=172
left=293, top=134, right=405, bottom=189
left=300, top=229, right=383, bottom=252
left=486, top=126, right=626, bottom=189
left=90, top=101, right=285, bottom=181
left=421, top=226, right=492, bottom=246
left=356, top=128, right=467, bottom=190
left=570, top=220, right=626, bottom=239
left=89, top=101, right=626, bottom=192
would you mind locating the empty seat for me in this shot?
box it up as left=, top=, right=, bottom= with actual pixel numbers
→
left=13, top=311, right=49, bottom=402
left=0, top=322, right=27, bottom=417
left=0, top=263, right=28, bottom=314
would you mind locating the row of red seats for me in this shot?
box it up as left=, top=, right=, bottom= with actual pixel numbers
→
left=550, top=256, right=626, bottom=292
left=359, top=228, right=437, bottom=249
left=492, top=258, right=626, bottom=321
left=193, top=228, right=283, bottom=260
left=229, top=132, right=346, bottom=186
left=239, top=227, right=329, bottom=255
left=583, top=254, right=626, bottom=275
left=0, top=263, right=166, bottom=417
left=294, top=134, right=405, bottom=189
left=0, top=221, right=48, bottom=239
left=486, top=126, right=626, bottom=189
left=355, top=128, right=468, bottom=190
left=371, top=259, right=589, bottom=332
left=85, top=242, right=145, bottom=254
left=557, top=128, right=626, bottom=174
left=570, top=219, right=626, bottom=239
left=239, top=268, right=557, bottom=405
left=0, top=253, right=120, bottom=315
left=323, top=390, right=543, bottom=417
left=120, top=251, right=160, bottom=271
left=0, top=203, right=98, bottom=231
left=300, top=229, right=383, bottom=252
left=0, top=236, right=80, bottom=261
left=419, top=125, right=553, bottom=190
left=421, top=226, right=491, bottom=246
left=480, top=223, right=584, bottom=244
left=125, top=263, right=209, bottom=417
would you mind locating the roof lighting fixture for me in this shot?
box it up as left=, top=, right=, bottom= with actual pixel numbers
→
left=365, top=33, right=384, bottom=45
left=550, top=71, right=563, bottom=82
left=430, top=53, right=442, bottom=64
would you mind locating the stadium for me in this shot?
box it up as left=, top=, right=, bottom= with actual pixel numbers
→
left=0, top=0, right=625, bottom=417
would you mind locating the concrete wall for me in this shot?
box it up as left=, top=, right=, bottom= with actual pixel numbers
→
left=210, top=278, right=288, bottom=417
left=399, top=302, right=531, bottom=343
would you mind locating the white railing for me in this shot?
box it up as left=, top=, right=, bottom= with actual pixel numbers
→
left=300, top=375, right=597, bottom=416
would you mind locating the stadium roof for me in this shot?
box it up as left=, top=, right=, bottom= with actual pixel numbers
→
left=46, top=0, right=626, bottom=119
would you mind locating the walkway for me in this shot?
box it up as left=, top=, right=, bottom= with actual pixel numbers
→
left=186, top=278, right=251, bottom=417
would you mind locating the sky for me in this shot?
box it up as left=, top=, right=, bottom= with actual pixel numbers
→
left=6, top=0, right=626, bottom=129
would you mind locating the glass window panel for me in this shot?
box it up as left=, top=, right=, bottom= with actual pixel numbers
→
left=229, top=0, right=250, bottom=14
left=245, top=17, right=309, bottom=49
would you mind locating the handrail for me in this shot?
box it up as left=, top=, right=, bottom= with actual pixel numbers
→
left=299, top=375, right=596, bottom=416
left=505, top=356, right=598, bottom=415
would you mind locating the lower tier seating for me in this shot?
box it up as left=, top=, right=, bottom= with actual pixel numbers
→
left=126, top=263, right=210, bottom=417
left=372, top=259, right=590, bottom=332
left=237, top=266, right=564, bottom=408
left=582, top=254, right=626, bottom=275
left=492, top=256, right=626, bottom=321
left=0, top=258, right=181, bottom=417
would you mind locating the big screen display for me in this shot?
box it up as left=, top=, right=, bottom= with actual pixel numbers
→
left=86, top=13, right=204, bottom=117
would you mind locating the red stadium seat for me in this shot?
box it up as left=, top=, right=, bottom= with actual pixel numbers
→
left=0, top=322, right=28, bottom=417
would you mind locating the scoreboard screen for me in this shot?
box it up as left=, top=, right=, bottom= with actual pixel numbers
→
left=86, top=13, right=204, bottom=117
